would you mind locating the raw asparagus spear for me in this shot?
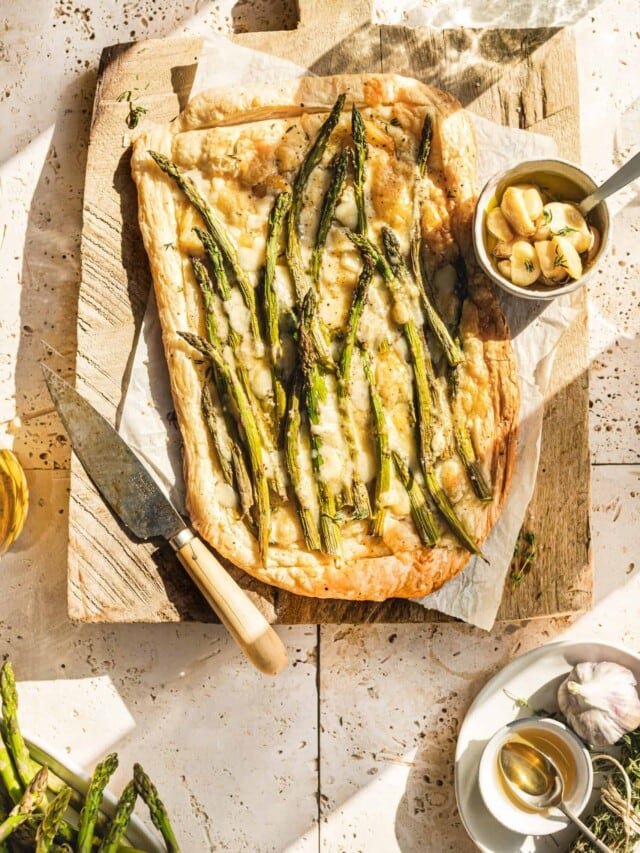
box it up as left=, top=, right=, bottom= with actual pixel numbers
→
left=298, top=291, right=342, bottom=556
left=310, top=149, right=349, bottom=285
left=77, top=752, right=119, bottom=853
left=148, top=151, right=262, bottom=345
left=359, top=346, right=390, bottom=537
left=0, top=766, right=47, bottom=842
left=0, top=728, right=22, bottom=804
left=284, top=376, right=322, bottom=551
left=133, top=764, right=181, bottom=853
left=351, top=105, right=368, bottom=235
left=98, top=780, right=137, bottom=853
left=0, top=663, right=40, bottom=787
left=263, top=192, right=291, bottom=430
left=35, top=787, right=71, bottom=853
left=179, top=331, right=270, bottom=558
left=391, top=452, right=439, bottom=546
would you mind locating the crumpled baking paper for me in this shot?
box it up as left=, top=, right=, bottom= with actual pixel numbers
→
left=119, top=34, right=577, bottom=630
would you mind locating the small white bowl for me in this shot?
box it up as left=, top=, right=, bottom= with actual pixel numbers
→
left=473, top=158, right=611, bottom=300
left=477, top=716, right=593, bottom=836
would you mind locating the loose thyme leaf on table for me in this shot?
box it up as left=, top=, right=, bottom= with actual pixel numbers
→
left=509, top=529, right=537, bottom=587
left=115, top=90, right=148, bottom=129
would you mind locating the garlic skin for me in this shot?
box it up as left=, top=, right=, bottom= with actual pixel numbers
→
left=557, top=661, right=640, bottom=747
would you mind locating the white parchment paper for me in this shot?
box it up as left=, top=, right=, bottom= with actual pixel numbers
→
left=120, top=35, right=577, bottom=630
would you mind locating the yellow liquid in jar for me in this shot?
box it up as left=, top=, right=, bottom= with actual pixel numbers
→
left=0, top=449, right=29, bottom=556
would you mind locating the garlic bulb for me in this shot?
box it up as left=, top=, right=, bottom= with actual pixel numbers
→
left=557, top=661, right=640, bottom=747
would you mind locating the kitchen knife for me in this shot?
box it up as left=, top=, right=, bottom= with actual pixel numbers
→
left=41, top=363, right=288, bottom=676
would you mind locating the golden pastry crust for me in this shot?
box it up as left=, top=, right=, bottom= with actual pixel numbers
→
left=131, top=73, right=519, bottom=601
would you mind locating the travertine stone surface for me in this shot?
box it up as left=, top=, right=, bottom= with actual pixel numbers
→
left=1, top=0, right=638, bottom=850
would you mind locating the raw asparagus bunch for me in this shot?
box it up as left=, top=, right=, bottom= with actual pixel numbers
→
left=0, top=661, right=183, bottom=852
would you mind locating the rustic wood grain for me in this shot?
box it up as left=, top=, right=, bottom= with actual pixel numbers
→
left=70, top=1, right=591, bottom=624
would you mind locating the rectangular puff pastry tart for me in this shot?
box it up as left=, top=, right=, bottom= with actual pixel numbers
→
left=131, top=73, right=519, bottom=601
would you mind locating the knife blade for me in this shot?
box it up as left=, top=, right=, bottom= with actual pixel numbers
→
left=41, top=363, right=287, bottom=676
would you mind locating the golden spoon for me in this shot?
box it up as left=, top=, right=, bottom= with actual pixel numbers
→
left=498, top=740, right=612, bottom=852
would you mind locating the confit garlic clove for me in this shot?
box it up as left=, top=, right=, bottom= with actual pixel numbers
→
left=557, top=661, right=640, bottom=747
left=512, top=183, right=544, bottom=221
left=534, top=239, right=568, bottom=282
left=493, top=239, right=515, bottom=259
left=554, top=235, right=583, bottom=280
left=545, top=201, right=591, bottom=253
left=486, top=207, right=515, bottom=242
left=497, top=259, right=512, bottom=279
left=511, top=241, right=541, bottom=286
left=500, top=186, right=537, bottom=237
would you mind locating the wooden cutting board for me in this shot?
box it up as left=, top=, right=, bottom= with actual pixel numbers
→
left=70, top=0, right=591, bottom=624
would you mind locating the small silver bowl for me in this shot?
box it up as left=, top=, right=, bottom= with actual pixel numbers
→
left=472, top=158, right=611, bottom=300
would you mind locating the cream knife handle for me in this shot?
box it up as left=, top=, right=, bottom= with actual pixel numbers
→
left=170, top=530, right=288, bottom=676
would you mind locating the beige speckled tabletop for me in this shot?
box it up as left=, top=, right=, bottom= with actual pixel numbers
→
left=0, top=1, right=638, bottom=850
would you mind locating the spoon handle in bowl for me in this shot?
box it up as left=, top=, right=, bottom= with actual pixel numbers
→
left=579, top=149, right=640, bottom=215
left=559, top=803, right=613, bottom=853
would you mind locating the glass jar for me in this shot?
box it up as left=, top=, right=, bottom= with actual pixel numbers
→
left=0, top=448, right=29, bottom=555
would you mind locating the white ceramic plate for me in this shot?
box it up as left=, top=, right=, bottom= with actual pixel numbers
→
left=26, top=734, right=165, bottom=852
left=455, top=639, right=640, bottom=852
